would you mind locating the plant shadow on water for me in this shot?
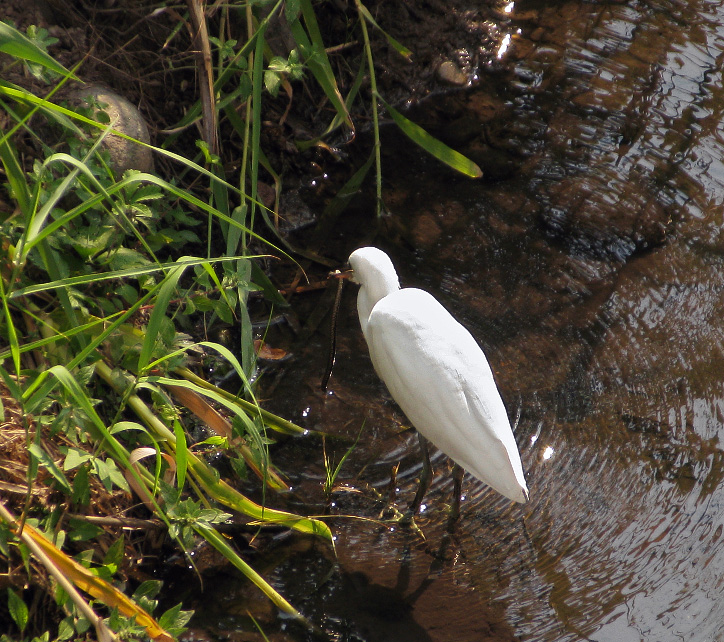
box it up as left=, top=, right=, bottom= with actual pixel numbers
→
left=184, top=0, right=724, bottom=640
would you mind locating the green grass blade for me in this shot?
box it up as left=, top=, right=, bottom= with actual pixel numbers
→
left=250, top=259, right=288, bottom=307
left=357, top=2, right=412, bottom=59
left=236, top=259, right=256, bottom=380
left=35, top=240, right=85, bottom=349
left=0, top=276, right=21, bottom=375
left=248, top=24, right=266, bottom=249
left=0, top=22, right=78, bottom=79
left=176, top=366, right=309, bottom=436
left=296, top=53, right=367, bottom=150
left=0, top=82, right=244, bottom=198
left=95, top=364, right=331, bottom=540
left=27, top=443, right=72, bottom=494
left=0, top=309, right=115, bottom=361
left=210, top=160, right=231, bottom=252
left=9, top=255, right=248, bottom=299
left=16, top=170, right=251, bottom=263
left=142, top=375, right=255, bottom=441
left=0, top=134, right=31, bottom=216
left=0, top=365, right=23, bottom=401
left=321, top=149, right=375, bottom=219
left=173, top=420, right=188, bottom=492
left=289, top=1, right=352, bottom=130
left=0, top=79, right=84, bottom=136
left=377, top=93, right=483, bottom=178
left=43, top=366, right=140, bottom=475
left=22, top=283, right=164, bottom=411
left=19, top=140, right=112, bottom=265
left=137, top=260, right=187, bottom=374
left=195, top=524, right=309, bottom=623
left=187, top=449, right=332, bottom=539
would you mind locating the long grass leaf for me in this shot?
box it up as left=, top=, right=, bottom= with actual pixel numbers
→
left=0, top=135, right=31, bottom=215
left=296, top=53, right=367, bottom=150
left=187, top=449, right=332, bottom=539
left=27, top=443, right=72, bottom=494
left=163, top=381, right=289, bottom=490
left=250, top=259, right=288, bottom=307
left=147, top=376, right=259, bottom=443
left=248, top=24, right=266, bottom=248
left=0, top=276, right=21, bottom=375
left=95, top=365, right=331, bottom=540
left=176, top=366, right=310, bottom=436
left=0, top=311, right=110, bottom=360
left=137, top=261, right=186, bottom=374
left=210, top=160, right=231, bottom=252
left=321, top=149, right=375, bottom=219
left=195, top=523, right=308, bottom=624
left=22, top=284, right=163, bottom=410
left=376, top=93, right=483, bottom=178
left=19, top=138, right=112, bottom=265
left=23, top=366, right=177, bottom=545
left=1, top=514, right=172, bottom=641
left=45, top=366, right=136, bottom=466
left=0, top=82, right=242, bottom=197
left=0, top=23, right=78, bottom=79
left=16, top=170, right=251, bottom=263
left=9, top=255, right=248, bottom=298
left=357, top=2, right=412, bottom=59
left=236, top=259, right=256, bottom=380
left=173, top=420, right=188, bottom=492
left=35, top=240, right=84, bottom=349
left=0, top=365, right=24, bottom=401
left=289, top=2, right=352, bottom=130
left=0, top=78, right=84, bottom=137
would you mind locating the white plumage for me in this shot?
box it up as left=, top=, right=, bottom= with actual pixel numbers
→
left=349, top=246, right=528, bottom=504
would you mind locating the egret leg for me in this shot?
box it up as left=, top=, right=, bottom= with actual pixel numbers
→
left=446, top=464, right=464, bottom=533
left=402, top=433, right=432, bottom=523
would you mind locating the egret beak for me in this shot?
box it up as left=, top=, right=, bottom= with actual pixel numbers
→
left=329, top=268, right=355, bottom=283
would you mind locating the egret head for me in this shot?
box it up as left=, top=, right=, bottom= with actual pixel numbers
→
left=348, top=247, right=400, bottom=336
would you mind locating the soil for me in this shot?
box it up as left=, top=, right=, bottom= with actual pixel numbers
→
left=1, top=0, right=507, bottom=178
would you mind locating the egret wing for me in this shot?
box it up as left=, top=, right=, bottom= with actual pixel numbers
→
left=366, top=288, right=527, bottom=502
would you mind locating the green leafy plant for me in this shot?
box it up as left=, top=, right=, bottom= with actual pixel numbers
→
left=0, top=16, right=335, bottom=640
left=264, top=49, right=305, bottom=97
left=323, top=425, right=364, bottom=503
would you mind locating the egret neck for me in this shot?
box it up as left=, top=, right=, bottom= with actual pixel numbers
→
left=350, top=248, right=400, bottom=338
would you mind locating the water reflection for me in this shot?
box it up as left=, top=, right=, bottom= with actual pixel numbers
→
left=412, top=0, right=724, bottom=638
left=192, top=0, right=724, bottom=640
left=319, top=0, right=724, bottom=639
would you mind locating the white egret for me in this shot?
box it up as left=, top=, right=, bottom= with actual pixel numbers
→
left=348, top=247, right=528, bottom=522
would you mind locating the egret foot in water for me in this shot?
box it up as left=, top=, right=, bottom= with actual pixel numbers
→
left=398, top=433, right=433, bottom=526
left=446, top=464, right=465, bottom=533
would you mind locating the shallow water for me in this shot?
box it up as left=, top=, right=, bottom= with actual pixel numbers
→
left=186, top=0, right=724, bottom=640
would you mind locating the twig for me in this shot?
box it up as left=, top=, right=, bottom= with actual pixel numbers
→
left=65, top=514, right=165, bottom=530
left=186, top=0, right=218, bottom=155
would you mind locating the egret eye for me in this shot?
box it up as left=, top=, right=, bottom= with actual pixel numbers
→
left=348, top=247, right=529, bottom=527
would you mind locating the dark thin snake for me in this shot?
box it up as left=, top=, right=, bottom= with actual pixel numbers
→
left=321, top=272, right=345, bottom=391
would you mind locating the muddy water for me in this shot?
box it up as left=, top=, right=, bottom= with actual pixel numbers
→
left=188, top=0, right=724, bottom=640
